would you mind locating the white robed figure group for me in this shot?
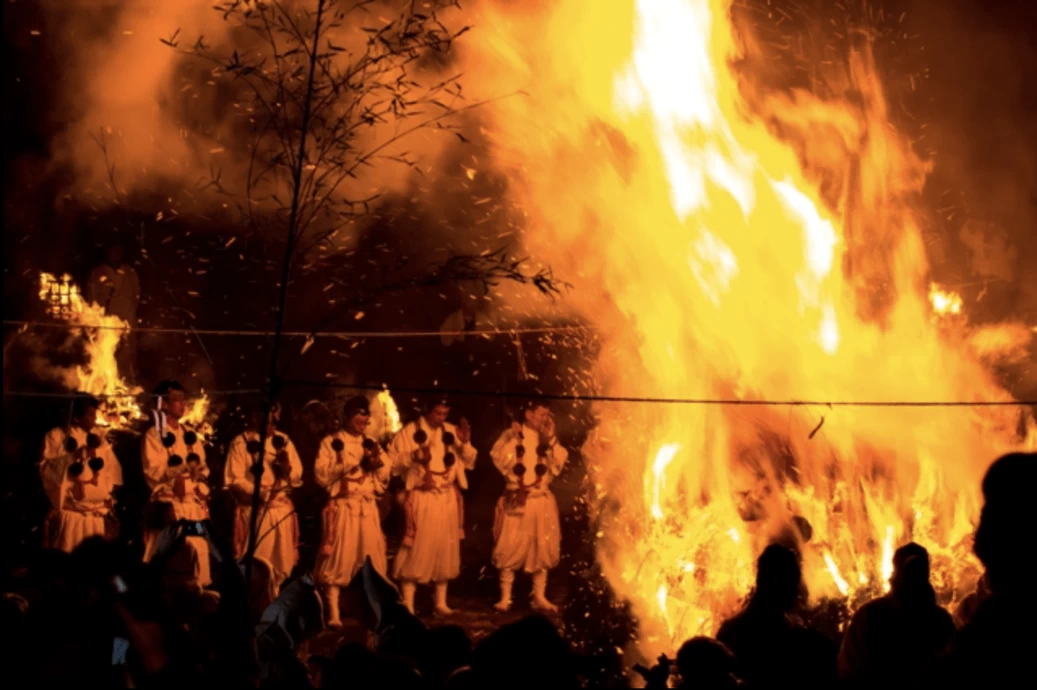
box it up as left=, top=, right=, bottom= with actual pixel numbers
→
left=38, top=384, right=570, bottom=623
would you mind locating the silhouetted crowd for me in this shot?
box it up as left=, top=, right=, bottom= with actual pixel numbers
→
left=3, top=452, right=1033, bottom=688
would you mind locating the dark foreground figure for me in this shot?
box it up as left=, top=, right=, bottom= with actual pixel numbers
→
left=2, top=453, right=1034, bottom=688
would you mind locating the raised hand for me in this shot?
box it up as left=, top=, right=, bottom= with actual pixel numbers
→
left=457, top=417, right=472, bottom=444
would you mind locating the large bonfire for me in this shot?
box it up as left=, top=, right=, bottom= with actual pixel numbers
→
left=463, top=0, right=1036, bottom=655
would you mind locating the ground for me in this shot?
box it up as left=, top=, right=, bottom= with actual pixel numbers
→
left=307, top=593, right=564, bottom=659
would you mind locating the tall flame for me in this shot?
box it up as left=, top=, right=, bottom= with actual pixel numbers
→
left=464, top=0, right=1033, bottom=656
left=38, top=272, right=144, bottom=428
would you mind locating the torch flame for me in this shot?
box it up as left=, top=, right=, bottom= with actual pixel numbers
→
left=465, top=0, right=1035, bottom=656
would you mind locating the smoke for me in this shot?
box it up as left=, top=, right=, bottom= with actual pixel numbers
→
left=38, top=0, right=468, bottom=234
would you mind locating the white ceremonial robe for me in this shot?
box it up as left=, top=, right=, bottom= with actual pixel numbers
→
left=314, top=432, right=392, bottom=586
left=389, top=419, right=477, bottom=584
left=141, top=422, right=211, bottom=586
left=224, top=431, right=303, bottom=587
left=490, top=424, right=568, bottom=573
left=40, top=426, right=123, bottom=553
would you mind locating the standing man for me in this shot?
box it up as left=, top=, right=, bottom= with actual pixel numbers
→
left=39, top=393, right=123, bottom=552
left=389, top=397, right=477, bottom=615
left=489, top=401, right=568, bottom=612
left=141, top=380, right=211, bottom=586
left=224, top=403, right=303, bottom=595
left=314, top=396, right=391, bottom=627
left=86, top=242, right=141, bottom=379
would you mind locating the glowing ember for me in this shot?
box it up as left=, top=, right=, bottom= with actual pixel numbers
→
left=929, top=283, right=963, bottom=317
left=466, top=0, right=1035, bottom=657
left=38, top=272, right=143, bottom=428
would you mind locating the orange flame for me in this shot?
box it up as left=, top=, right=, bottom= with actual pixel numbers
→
left=929, top=283, right=963, bottom=317
left=463, top=0, right=1034, bottom=656
left=181, top=390, right=213, bottom=440
left=39, top=272, right=144, bottom=428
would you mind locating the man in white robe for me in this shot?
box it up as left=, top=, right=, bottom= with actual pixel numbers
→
left=224, top=403, right=303, bottom=595
left=314, top=396, right=392, bottom=627
left=489, top=401, right=568, bottom=611
left=389, top=398, right=477, bottom=615
left=39, top=394, right=123, bottom=552
left=141, top=380, right=211, bottom=587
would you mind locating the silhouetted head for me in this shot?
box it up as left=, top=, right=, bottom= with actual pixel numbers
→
left=422, top=624, right=472, bottom=683
left=473, top=615, right=576, bottom=689
left=676, top=636, right=739, bottom=687
left=752, top=543, right=801, bottom=612
left=974, top=452, right=1035, bottom=597
left=890, top=542, right=935, bottom=604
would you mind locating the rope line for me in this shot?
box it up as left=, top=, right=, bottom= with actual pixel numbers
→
left=5, top=384, right=1035, bottom=408
left=3, top=319, right=590, bottom=339
left=282, top=381, right=1037, bottom=408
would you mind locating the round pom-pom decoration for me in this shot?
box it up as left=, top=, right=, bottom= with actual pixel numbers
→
left=162, top=433, right=176, bottom=448
left=515, top=445, right=525, bottom=459
left=536, top=443, right=551, bottom=458
left=535, top=463, right=548, bottom=477
left=67, top=462, right=85, bottom=478
left=168, top=454, right=184, bottom=468
left=64, top=436, right=79, bottom=453
left=87, top=433, right=102, bottom=450
left=183, top=431, right=198, bottom=447
left=186, top=452, right=200, bottom=465
left=271, top=435, right=286, bottom=451
left=246, top=440, right=262, bottom=455
left=331, top=438, right=345, bottom=453
left=442, top=432, right=455, bottom=447
left=513, top=462, right=527, bottom=477
left=443, top=452, right=456, bottom=468
left=88, top=457, right=105, bottom=473
left=362, top=438, right=378, bottom=452
left=413, top=429, right=428, bottom=445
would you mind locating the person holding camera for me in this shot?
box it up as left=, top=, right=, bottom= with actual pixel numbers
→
left=39, top=393, right=123, bottom=552
left=224, top=402, right=303, bottom=595
left=314, top=396, right=392, bottom=627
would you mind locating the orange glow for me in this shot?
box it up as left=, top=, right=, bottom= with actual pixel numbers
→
left=181, top=390, right=213, bottom=440
left=929, top=283, right=963, bottom=317
left=39, top=272, right=143, bottom=428
left=463, top=0, right=1035, bottom=656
